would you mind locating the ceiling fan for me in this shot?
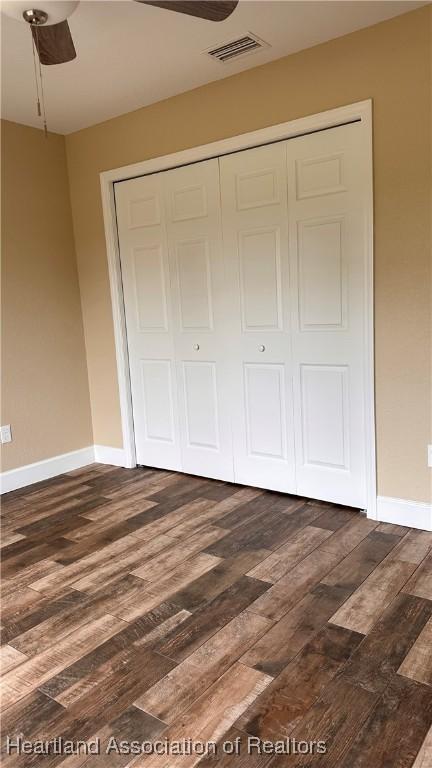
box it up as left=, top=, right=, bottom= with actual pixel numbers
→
left=2, top=1, right=239, bottom=65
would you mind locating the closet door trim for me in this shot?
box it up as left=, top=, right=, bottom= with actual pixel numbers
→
left=101, top=99, right=376, bottom=519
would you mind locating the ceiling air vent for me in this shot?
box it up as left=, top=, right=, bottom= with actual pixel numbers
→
left=205, top=33, right=269, bottom=63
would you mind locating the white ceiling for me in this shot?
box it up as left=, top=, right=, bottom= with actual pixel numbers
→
left=1, top=0, right=427, bottom=134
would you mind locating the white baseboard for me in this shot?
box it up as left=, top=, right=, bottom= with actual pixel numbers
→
left=376, top=496, right=432, bottom=531
left=0, top=446, right=95, bottom=494
left=94, top=445, right=127, bottom=467
left=0, top=444, right=129, bottom=494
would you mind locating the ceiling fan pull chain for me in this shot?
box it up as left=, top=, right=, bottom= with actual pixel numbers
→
left=30, top=26, right=41, bottom=118
left=34, top=24, right=48, bottom=138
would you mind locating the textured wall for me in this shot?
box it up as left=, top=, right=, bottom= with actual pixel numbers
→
left=1, top=120, right=93, bottom=470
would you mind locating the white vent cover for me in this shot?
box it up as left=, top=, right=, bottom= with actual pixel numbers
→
left=205, top=33, right=269, bottom=64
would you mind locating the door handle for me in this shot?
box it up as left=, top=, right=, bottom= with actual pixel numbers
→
left=193, top=344, right=200, bottom=351
left=258, top=345, right=265, bottom=352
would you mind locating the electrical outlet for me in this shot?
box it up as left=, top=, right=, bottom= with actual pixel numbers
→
left=428, top=445, right=432, bottom=468
left=0, top=425, right=12, bottom=444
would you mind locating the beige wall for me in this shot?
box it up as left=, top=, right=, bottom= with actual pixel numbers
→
left=66, top=6, right=431, bottom=503
left=1, top=120, right=93, bottom=471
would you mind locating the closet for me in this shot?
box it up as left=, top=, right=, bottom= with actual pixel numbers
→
left=114, top=121, right=368, bottom=508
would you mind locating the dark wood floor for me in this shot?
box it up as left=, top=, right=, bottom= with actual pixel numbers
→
left=1, top=464, right=431, bottom=768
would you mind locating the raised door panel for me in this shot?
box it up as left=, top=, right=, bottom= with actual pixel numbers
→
left=298, top=217, right=346, bottom=331
left=176, top=239, right=213, bottom=331
left=236, top=168, right=279, bottom=210
left=163, top=159, right=234, bottom=481
left=244, top=364, right=287, bottom=460
left=219, top=143, right=295, bottom=493
left=300, top=364, right=349, bottom=470
left=183, top=362, right=219, bottom=450
left=128, top=194, right=161, bottom=228
left=141, top=360, right=175, bottom=443
left=287, top=122, right=367, bottom=507
left=171, top=184, right=207, bottom=222
left=295, top=153, right=346, bottom=200
left=239, top=228, right=282, bottom=331
left=115, top=175, right=181, bottom=470
left=133, top=245, right=168, bottom=332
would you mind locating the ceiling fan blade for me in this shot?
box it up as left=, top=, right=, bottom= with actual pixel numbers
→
left=32, top=20, right=76, bottom=65
left=136, top=1, right=238, bottom=22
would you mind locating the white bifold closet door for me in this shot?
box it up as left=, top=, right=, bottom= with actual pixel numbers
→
left=162, top=160, right=234, bottom=480
left=115, top=120, right=368, bottom=509
left=286, top=123, right=367, bottom=507
left=219, top=142, right=296, bottom=494
left=115, top=158, right=234, bottom=480
left=220, top=123, right=367, bottom=506
left=115, top=172, right=181, bottom=471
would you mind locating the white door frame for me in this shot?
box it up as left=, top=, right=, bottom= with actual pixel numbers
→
left=100, top=99, right=377, bottom=519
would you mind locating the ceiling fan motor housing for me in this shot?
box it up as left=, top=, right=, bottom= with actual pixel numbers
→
left=2, top=1, right=79, bottom=25
left=22, top=9, right=48, bottom=25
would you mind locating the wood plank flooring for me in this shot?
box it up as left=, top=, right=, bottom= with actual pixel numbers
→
left=1, top=464, right=431, bottom=767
